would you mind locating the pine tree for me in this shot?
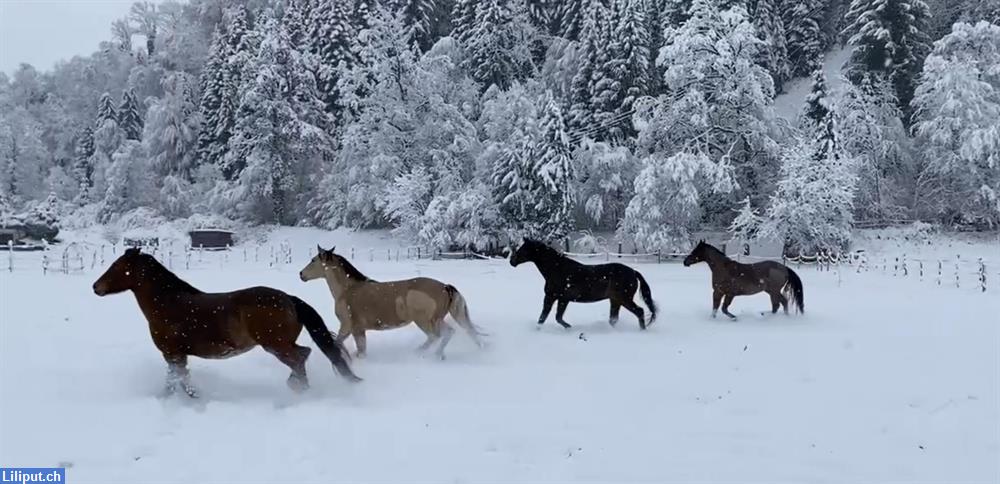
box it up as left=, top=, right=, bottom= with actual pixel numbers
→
left=391, top=0, right=440, bottom=50
left=761, top=69, right=855, bottom=252
left=753, top=0, right=790, bottom=92
left=803, top=69, right=835, bottom=161
left=97, top=92, right=118, bottom=126
left=223, top=11, right=334, bottom=224
left=73, top=127, right=95, bottom=203
left=558, top=0, right=586, bottom=40
left=451, top=0, right=478, bottom=42
left=610, top=0, right=651, bottom=136
left=528, top=93, right=575, bottom=239
left=196, top=5, right=257, bottom=177
left=567, top=0, right=611, bottom=132
left=307, top=0, right=356, bottom=116
left=118, top=88, right=143, bottom=141
left=912, top=21, right=1000, bottom=224
left=844, top=0, right=932, bottom=122
left=463, top=0, right=536, bottom=91
left=784, top=0, right=825, bottom=78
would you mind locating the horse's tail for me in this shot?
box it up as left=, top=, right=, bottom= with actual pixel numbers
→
left=635, top=271, right=658, bottom=326
left=444, top=284, right=487, bottom=347
left=784, top=268, right=805, bottom=314
left=290, top=296, right=362, bottom=382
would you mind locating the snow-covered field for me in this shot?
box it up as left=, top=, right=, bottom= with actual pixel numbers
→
left=1, top=232, right=998, bottom=483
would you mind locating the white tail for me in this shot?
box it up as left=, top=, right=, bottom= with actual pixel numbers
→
left=447, top=287, right=487, bottom=348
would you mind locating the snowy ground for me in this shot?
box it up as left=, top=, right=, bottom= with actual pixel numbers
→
left=1, top=232, right=998, bottom=483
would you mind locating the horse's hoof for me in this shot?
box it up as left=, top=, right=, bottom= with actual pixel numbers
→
left=287, top=376, right=309, bottom=393
left=183, top=387, right=200, bottom=399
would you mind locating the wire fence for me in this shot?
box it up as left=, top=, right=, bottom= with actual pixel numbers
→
left=4, top=240, right=992, bottom=293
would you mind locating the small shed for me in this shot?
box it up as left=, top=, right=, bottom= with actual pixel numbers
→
left=188, top=229, right=234, bottom=250
left=0, top=228, right=24, bottom=246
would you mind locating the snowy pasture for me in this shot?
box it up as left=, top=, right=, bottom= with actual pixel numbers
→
left=0, top=236, right=998, bottom=483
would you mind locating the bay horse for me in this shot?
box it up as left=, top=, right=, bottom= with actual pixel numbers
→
left=682, top=240, right=804, bottom=319
left=92, top=248, right=360, bottom=397
left=509, top=239, right=658, bottom=330
left=299, top=246, right=486, bottom=360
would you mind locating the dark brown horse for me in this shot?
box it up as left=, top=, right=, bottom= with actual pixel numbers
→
left=92, top=248, right=360, bottom=397
left=510, top=239, right=657, bottom=330
left=683, top=240, right=804, bottom=319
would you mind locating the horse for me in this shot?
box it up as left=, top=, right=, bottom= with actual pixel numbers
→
left=92, top=248, right=360, bottom=397
left=299, top=246, right=486, bottom=360
left=682, top=240, right=804, bottom=319
left=509, top=239, right=658, bottom=330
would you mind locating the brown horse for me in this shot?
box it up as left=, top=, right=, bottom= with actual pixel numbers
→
left=93, top=248, right=360, bottom=397
left=683, top=240, right=804, bottom=319
left=299, top=246, right=486, bottom=360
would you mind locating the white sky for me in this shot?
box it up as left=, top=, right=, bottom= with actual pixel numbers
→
left=0, top=0, right=154, bottom=75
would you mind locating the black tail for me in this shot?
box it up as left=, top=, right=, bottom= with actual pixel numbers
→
left=635, top=271, right=658, bottom=326
left=290, top=296, right=361, bottom=382
left=785, top=269, right=805, bottom=314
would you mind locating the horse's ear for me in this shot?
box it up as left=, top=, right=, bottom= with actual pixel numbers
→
left=316, top=244, right=323, bottom=254
left=331, top=245, right=336, bottom=252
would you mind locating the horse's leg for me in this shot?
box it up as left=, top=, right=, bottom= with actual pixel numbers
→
left=537, top=294, right=556, bottom=326
left=162, top=353, right=197, bottom=398
left=435, top=320, right=455, bottom=360
left=414, top=319, right=439, bottom=352
left=712, top=290, right=723, bottom=318
left=622, top=300, right=647, bottom=330
left=265, top=345, right=311, bottom=392
left=769, top=291, right=781, bottom=314
left=608, top=301, right=621, bottom=327
left=779, top=292, right=789, bottom=314
left=554, top=300, right=572, bottom=329
left=352, top=327, right=368, bottom=359
left=721, top=294, right=738, bottom=320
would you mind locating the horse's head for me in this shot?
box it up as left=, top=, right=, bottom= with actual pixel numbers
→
left=683, top=240, right=708, bottom=267
left=93, top=248, right=146, bottom=296
left=300, top=245, right=339, bottom=282
left=510, top=238, right=544, bottom=267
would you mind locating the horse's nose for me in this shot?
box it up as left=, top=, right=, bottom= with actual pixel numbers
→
left=92, top=282, right=104, bottom=295
left=298, top=271, right=306, bottom=282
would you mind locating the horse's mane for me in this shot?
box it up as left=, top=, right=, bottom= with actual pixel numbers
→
left=333, top=254, right=375, bottom=282
left=525, top=239, right=566, bottom=260
left=139, top=254, right=203, bottom=294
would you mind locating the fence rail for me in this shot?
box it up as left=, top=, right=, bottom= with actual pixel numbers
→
left=4, top=239, right=992, bottom=293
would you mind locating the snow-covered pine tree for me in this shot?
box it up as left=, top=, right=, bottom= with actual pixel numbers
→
left=912, top=21, right=1000, bottom=225
left=196, top=5, right=258, bottom=178
left=802, top=69, right=835, bottom=161
left=558, top=0, right=586, bottom=40
left=843, top=0, right=932, bottom=122
left=144, top=72, right=199, bottom=178
left=783, top=0, right=825, bottom=78
left=660, top=0, right=692, bottom=30
left=576, top=139, right=638, bottom=229
left=451, top=0, right=478, bottom=42
left=117, top=88, right=143, bottom=141
left=306, top=0, right=356, bottom=116
left=603, top=0, right=651, bottom=137
left=391, top=0, right=440, bottom=50
left=753, top=0, right=790, bottom=92
left=73, top=127, right=95, bottom=203
left=528, top=92, right=576, bottom=240
left=567, top=0, right=611, bottom=133
left=649, top=0, right=778, bottom=212
left=760, top=69, right=856, bottom=253
left=97, top=92, right=118, bottom=126
left=463, top=0, right=537, bottom=91
left=222, top=11, right=334, bottom=225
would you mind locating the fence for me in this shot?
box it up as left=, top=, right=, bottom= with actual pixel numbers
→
left=4, top=239, right=992, bottom=293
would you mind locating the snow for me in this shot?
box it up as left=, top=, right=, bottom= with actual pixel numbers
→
left=774, top=46, right=852, bottom=123
left=1, top=230, right=997, bottom=482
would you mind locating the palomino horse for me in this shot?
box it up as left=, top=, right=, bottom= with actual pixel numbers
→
left=93, top=248, right=360, bottom=397
left=509, top=239, right=658, bottom=330
left=683, top=240, right=804, bottom=319
left=299, top=246, right=486, bottom=360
